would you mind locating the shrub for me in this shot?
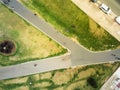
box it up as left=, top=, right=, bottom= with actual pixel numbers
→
left=87, top=77, right=98, bottom=88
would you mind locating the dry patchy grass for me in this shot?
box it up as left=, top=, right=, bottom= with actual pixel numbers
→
left=20, top=0, right=120, bottom=51
left=0, top=4, right=66, bottom=66
left=89, top=18, right=106, bottom=38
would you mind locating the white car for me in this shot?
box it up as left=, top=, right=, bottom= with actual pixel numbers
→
left=115, top=16, right=120, bottom=25
left=99, top=3, right=111, bottom=14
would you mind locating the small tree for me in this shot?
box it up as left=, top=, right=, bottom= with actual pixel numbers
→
left=74, top=87, right=81, bottom=90
left=87, top=77, right=98, bottom=88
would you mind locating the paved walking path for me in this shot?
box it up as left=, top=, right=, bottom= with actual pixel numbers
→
left=0, top=0, right=120, bottom=80
left=72, top=0, right=120, bottom=42
left=0, top=54, right=71, bottom=80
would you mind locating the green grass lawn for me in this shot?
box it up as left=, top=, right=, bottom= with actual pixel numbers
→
left=0, top=62, right=119, bottom=90
left=20, top=0, right=120, bottom=51
left=0, top=3, right=67, bottom=66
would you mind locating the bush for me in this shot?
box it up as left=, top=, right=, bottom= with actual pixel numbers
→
left=87, top=77, right=98, bottom=88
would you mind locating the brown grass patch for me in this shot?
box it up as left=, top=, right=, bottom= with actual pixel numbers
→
left=40, top=72, right=52, bottom=80
left=34, top=82, right=51, bottom=88
left=52, top=70, right=73, bottom=85
left=4, top=77, right=28, bottom=84
left=12, top=86, right=29, bottom=90
left=65, top=80, right=86, bottom=90
left=89, top=18, right=106, bottom=38
left=77, top=68, right=96, bottom=79
left=33, top=74, right=40, bottom=81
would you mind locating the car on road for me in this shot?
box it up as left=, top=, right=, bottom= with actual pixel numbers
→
left=115, top=16, right=120, bottom=25
left=99, top=3, right=111, bottom=14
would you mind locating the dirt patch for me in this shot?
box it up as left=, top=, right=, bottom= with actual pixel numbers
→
left=33, top=74, right=40, bottom=81
left=34, top=81, right=51, bottom=88
left=12, top=86, right=29, bottom=90
left=70, top=37, right=79, bottom=45
left=52, top=70, right=74, bottom=85
left=4, top=77, right=28, bottom=84
left=40, top=72, right=52, bottom=80
left=77, top=68, right=96, bottom=80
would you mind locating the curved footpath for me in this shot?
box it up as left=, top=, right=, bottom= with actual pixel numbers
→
left=0, top=0, right=120, bottom=80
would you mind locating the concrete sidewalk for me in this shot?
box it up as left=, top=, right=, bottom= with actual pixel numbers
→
left=100, top=67, right=120, bottom=90
left=72, top=0, right=120, bottom=42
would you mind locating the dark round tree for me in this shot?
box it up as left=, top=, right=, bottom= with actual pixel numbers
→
left=0, top=40, right=16, bottom=56
left=87, top=77, right=98, bottom=88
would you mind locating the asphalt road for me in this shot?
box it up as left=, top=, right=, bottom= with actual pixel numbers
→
left=99, top=0, right=120, bottom=15
left=0, top=0, right=120, bottom=80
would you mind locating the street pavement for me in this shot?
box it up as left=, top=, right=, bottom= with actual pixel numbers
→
left=0, top=0, right=120, bottom=80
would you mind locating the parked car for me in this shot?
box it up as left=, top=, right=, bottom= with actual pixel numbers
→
left=99, top=3, right=111, bottom=14
left=91, top=0, right=97, bottom=3
left=115, top=16, right=120, bottom=25
left=3, top=0, right=10, bottom=4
